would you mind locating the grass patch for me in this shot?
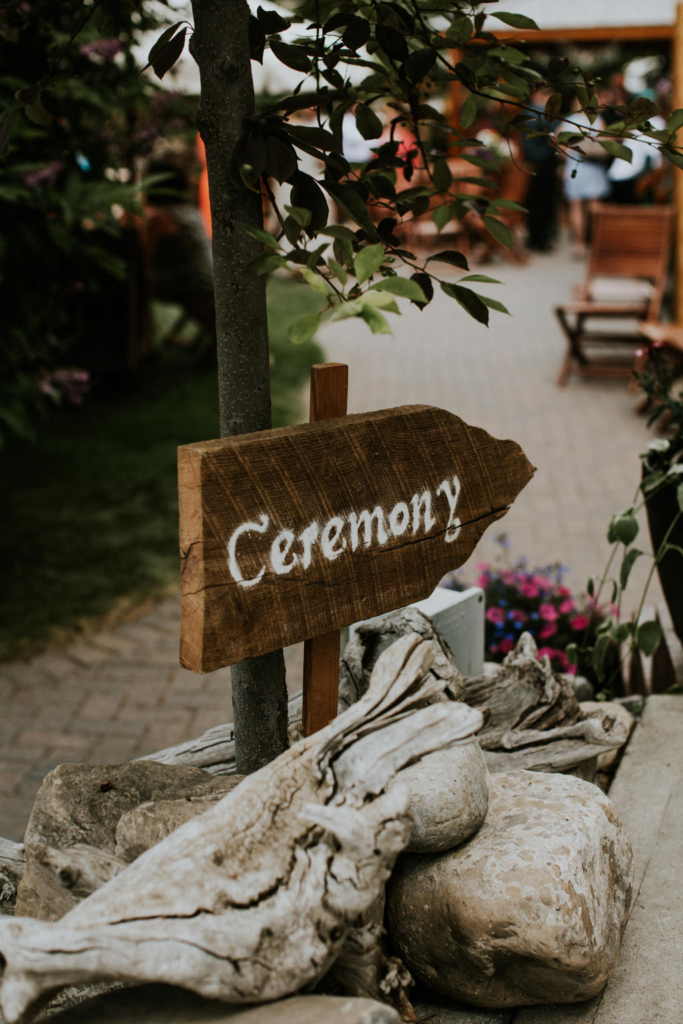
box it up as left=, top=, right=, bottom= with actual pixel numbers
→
left=0, top=277, right=323, bottom=661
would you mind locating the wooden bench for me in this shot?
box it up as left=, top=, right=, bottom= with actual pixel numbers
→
left=555, top=204, right=674, bottom=386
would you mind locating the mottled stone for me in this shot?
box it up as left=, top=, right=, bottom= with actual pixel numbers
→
left=579, top=701, right=634, bottom=770
left=386, top=771, right=633, bottom=1008
left=16, top=761, right=239, bottom=920
left=402, top=741, right=489, bottom=853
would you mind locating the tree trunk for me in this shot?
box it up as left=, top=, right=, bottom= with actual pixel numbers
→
left=189, top=0, right=288, bottom=774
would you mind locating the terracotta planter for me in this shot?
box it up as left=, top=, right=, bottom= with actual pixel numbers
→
left=644, top=465, right=683, bottom=642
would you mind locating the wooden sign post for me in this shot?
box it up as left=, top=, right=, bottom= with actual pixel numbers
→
left=178, top=402, right=535, bottom=688
left=303, top=364, right=349, bottom=734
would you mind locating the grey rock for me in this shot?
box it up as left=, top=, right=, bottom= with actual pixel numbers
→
left=38, top=986, right=400, bottom=1023
left=16, top=761, right=239, bottom=920
left=402, top=741, right=489, bottom=853
left=386, top=771, right=633, bottom=1009
left=578, top=702, right=634, bottom=770
left=571, top=675, right=594, bottom=702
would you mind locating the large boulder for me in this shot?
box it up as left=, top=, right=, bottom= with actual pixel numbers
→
left=386, top=771, right=633, bottom=1008
left=401, top=742, right=489, bottom=853
left=16, top=761, right=240, bottom=920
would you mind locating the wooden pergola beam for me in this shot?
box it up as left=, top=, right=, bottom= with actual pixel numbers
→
left=491, top=25, right=674, bottom=44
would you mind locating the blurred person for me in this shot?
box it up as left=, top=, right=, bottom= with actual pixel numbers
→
left=143, top=152, right=215, bottom=343
left=522, top=87, right=559, bottom=252
left=559, top=99, right=610, bottom=258
left=607, top=108, right=666, bottom=204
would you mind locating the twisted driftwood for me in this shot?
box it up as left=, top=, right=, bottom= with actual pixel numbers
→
left=144, top=608, right=463, bottom=775
left=0, top=840, right=25, bottom=917
left=0, top=633, right=483, bottom=1024
left=463, top=632, right=629, bottom=774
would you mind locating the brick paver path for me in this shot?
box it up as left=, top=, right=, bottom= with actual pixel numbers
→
left=1, top=244, right=661, bottom=841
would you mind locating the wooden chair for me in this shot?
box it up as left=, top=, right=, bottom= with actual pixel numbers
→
left=555, top=204, right=674, bottom=386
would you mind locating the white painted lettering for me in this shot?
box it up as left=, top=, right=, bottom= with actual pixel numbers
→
left=389, top=501, right=410, bottom=537
left=411, top=490, right=436, bottom=535
left=227, top=515, right=269, bottom=587
left=298, top=522, right=320, bottom=570
left=270, top=529, right=298, bottom=575
left=436, top=475, right=462, bottom=543
left=348, top=507, right=388, bottom=551
left=321, top=517, right=346, bottom=560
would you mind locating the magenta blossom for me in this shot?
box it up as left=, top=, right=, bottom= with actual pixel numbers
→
left=499, top=638, right=515, bottom=653
left=570, top=614, right=590, bottom=631
left=520, top=582, right=539, bottom=598
left=476, top=562, right=489, bottom=571
left=559, top=598, right=575, bottom=614
left=539, top=603, right=559, bottom=622
left=508, top=609, right=528, bottom=624
left=486, top=607, right=506, bottom=625
left=80, top=38, right=125, bottom=61
left=540, top=623, right=558, bottom=639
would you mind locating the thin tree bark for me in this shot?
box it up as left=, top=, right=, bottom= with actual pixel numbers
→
left=189, top=0, right=288, bottom=774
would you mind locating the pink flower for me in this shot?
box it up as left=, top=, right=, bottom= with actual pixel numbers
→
left=532, top=574, right=553, bottom=591
left=520, top=583, right=539, bottom=598
left=475, top=575, right=489, bottom=588
left=500, top=570, right=516, bottom=585
left=509, top=609, right=528, bottom=624
left=558, top=585, right=572, bottom=597
left=476, top=562, right=489, bottom=571
left=540, top=623, right=558, bottom=639
left=489, top=643, right=499, bottom=654
left=559, top=598, right=575, bottom=614
left=570, top=614, right=590, bottom=631
left=499, top=638, right=515, bottom=653
left=537, top=646, right=554, bottom=660
left=539, top=603, right=559, bottom=622
left=486, top=607, right=506, bottom=624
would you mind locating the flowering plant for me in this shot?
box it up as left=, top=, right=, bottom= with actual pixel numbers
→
left=442, top=535, right=608, bottom=680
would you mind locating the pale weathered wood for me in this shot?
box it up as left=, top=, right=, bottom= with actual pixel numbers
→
left=179, top=405, right=535, bottom=672
left=0, top=635, right=483, bottom=1024
left=0, top=839, right=26, bottom=916
left=303, top=364, right=349, bottom=736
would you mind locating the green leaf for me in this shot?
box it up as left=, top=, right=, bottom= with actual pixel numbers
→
left=620, top=548, right=644, bottom=590
left=404, top=48, right=437, bottom=84
left=565, top=642, right=579, bottom=665
left=291, top=171, right=328, bottom=234
left=145, top=22, right=184, bottom=67
left=327, top=257, right=348, bottom=284
left=599, top=140, right=632, bottom=163
left=494, top=12, right=540, bottom=30
left=446, top=16, right=473, bottom=46
left=321, top=180, right=379, bottom=238
left=270, top=40, right=312, bottom=73
left=427, top=250, right=469, bottom=270
left=321, top=225, right=357, bottom=240
left=433, top=158, right=452, bottom=192
left=636, top=619, right=662, bottom=657
left=371, top=277, right=427, bottom=302
left=460, top=92, right=477, bottom=130
left=492, top=198, right=528, bottom=213
left=248, top=252, right=286, bottom=276
left=432, top=205, right=453, bottom=232
left=664, top=148, right=683, bottom=171
left=458, top=274, right=502, bottom=283
left=284, top=124, right=340, bottom=153
left=244, top=225, right=282, bottom=250
left=668, top=109, right=683, bottom=132
left=289, top=313, right=321, bottom=344
left=301, top=267, right=329, bottom=294
left=149, top=26, right=187, bottom=80
left=361, top=305, right=392, bottom=334
left=608, top=512, right=639, bottom=546
left=441, top=282, right=489, bottom=326
left=284, top=204, right=311, bottom=227
left=478, top=295, right=511, bottom=316
left=354, top=242, right=384, bottom=284
left=355, top=104, right=383, bottom=140
left=592, top=633, right=612, bottom=682
left=482, top=215, right=513, bottom=248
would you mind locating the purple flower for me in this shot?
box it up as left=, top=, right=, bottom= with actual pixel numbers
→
left=80, top=39, right=125, bottom=61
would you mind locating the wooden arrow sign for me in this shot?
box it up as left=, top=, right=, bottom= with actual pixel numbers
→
left=179, top=405, right=535, bottom=673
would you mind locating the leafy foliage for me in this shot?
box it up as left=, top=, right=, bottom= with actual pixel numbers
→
left=0, top=0, right=197, bottom=445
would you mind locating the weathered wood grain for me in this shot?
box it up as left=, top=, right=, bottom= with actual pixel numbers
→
left=303, top=363, right=349, bottom=735
left=179, top=405, right=535, bottom=673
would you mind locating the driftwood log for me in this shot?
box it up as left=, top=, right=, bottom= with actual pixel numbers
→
left=462, top=633, right=629, bottom=775
left=0, top=633, right=483, bottom=1024
left=0, top=840, right=25, bottom=917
